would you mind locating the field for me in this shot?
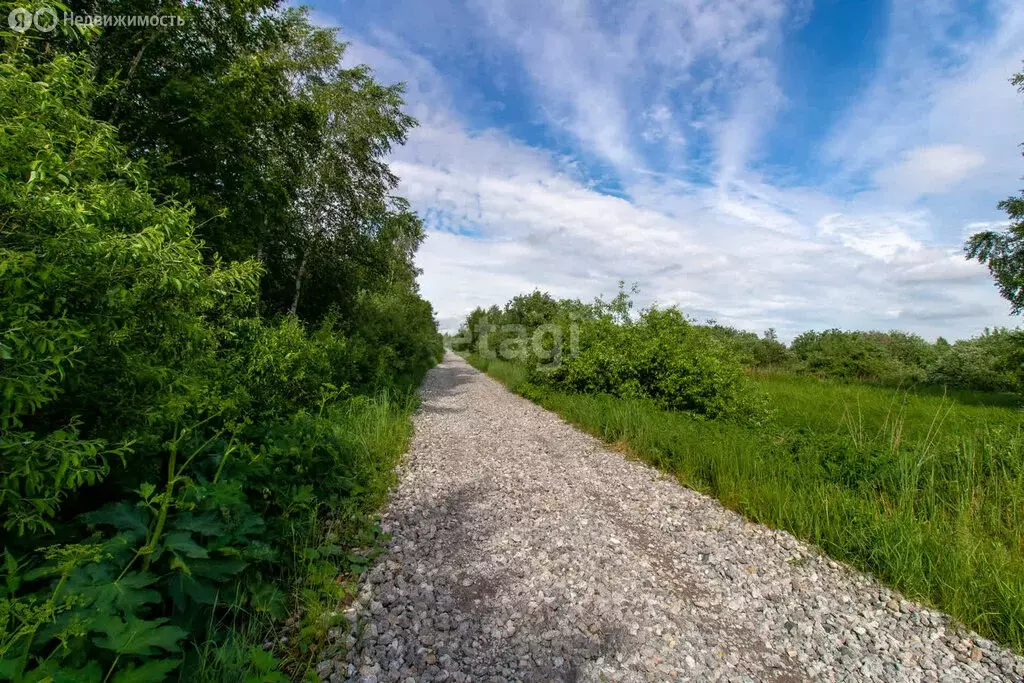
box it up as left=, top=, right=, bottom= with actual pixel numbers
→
left=465, top=353, right=1024, bottom=650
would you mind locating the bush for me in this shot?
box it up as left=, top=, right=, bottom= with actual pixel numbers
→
left=706, top=324, right=791, bottom=368
left=0, top=39, right=437, bottom=681
left=540, top=308, right=765, bottom=420
left=790, top=330, right=929, bottom=385
left=927, top=329, right=1024, bottom=392
left=458, top=288, right=765, bottom=421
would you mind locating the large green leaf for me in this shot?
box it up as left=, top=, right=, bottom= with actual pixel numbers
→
left=94, top=572, right=162, bottom=614
left=66, top=565, right=160, bottom=614
left=26, top=661, right=104, bottom=683
left=85, top=503, right=150, bottom=540
left=110, top=658, right=180, bottom=683
left=92, top=615, right=187, bottom=656
left=163, top=531, right=209, bottom=559
left=170, top=511, right=226, bottom=537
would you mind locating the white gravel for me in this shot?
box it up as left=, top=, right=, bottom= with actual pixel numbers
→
left=322, top=352, right=1024, bottom=682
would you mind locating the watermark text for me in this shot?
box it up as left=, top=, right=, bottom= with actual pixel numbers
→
left=8, top=6, right=184, bottom=33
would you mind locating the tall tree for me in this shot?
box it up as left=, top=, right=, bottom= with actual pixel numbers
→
left=66, top=0, right=424, bottom=324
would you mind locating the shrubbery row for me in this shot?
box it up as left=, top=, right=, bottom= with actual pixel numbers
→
left=452, top=289, right=767, bottom=422
left=453, top=288, right=1023, bottom=422
left=723, top=326, right=1023, bottom=392
left=1, top=5, right=440, bottom=681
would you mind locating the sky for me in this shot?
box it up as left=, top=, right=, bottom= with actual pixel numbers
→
left=308, top=0, right=1024, bottom=340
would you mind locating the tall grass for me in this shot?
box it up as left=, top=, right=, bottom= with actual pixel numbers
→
left=191, top=392, right=417, bottom=681
left=467, top=354, right=1024, bottom=651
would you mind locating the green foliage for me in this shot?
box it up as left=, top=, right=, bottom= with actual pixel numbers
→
left=705, top=324, right=791, bottom=368
left=926, top=328, right=1024, bottom=393
left=346, top=288, right=445, bottom=390
left=0, top=16, right=437, bottom=681
left=785, top=328, right=1024, bottom=393
left=543, top=308, right=765, bottom=420
left=459, top=285, right=1024, bottom=414
left=789, top=329, right=930, bottom=384
left=458, top=287, right=765, bottom=421
left=79, top=0, right=426, bottom=324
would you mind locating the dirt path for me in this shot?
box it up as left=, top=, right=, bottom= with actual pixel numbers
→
left=323, top=353, right=1023, bottom=682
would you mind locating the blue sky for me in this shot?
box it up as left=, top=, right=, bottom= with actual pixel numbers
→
left=310, top=0, right=1024, bottom=339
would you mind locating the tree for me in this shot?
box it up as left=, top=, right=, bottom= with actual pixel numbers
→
left=966, top=67, right=1024, bottom=312
left=2, top=12, right=441, bottom=679
left=65, top=1, right=423, bottom=324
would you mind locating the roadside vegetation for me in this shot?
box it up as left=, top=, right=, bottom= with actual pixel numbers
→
left=455, top=280, right=1024, bottom=650
left=1, top=3, right=440, bottom=681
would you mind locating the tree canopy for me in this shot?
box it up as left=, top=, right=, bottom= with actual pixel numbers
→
left=1, top=4, right=441, bottom=679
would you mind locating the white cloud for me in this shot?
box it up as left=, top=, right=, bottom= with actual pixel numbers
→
left=874, top=145, right=986, bottom=197
left=322, top=1, right=1020, bottom=341
left=469, top=0, right=791, bottom=177
left=824, top=0, right=1024, bottom=213
left=396, top=118, right=1006, bottom=339
left=817, top=213, right=926, bottom=261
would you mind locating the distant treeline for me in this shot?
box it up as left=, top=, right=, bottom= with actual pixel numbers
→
left=450, top=288, right=1023, bottom=397
left=711, top=325, right=1022, bottom=393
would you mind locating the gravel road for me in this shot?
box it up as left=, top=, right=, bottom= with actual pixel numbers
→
left=323, top=352, right=1024, bottom=682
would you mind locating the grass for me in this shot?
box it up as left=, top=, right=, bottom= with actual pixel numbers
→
left=190, top=392, right=417, bottom=682
left=464, top=353, right=1024, bottom=651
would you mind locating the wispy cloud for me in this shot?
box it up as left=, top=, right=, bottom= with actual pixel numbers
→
left=316, top=0, right=1023, bottom=340
left=470, top=0, right=794, bottom=178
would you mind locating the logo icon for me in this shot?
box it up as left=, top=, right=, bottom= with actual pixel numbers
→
left=33, top=6, right=57, bottom=32
left=7, top=7, right=31, bottom=32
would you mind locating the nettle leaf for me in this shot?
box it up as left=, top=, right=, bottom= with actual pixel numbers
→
left=4, top=549, right=20, bottom=594
left=170, top=511, right=225, bottom=537
left=92, top=614, right=187, bottom=656
left=136, top=482, right=156, bottom=502
left=248, top=582, right=286, bottom=619
left=163, top=531, right=209, bottom=559
left=245, top=668, right=290, bottom=683
left=21, top=659, right=103, bottom=682
left=85, top=502, right=149, bottom=540
left=110, top=658, right=180, bottom=683
left=92, top=572, right=161, bottom=614
left=246, top=646, right=282, bottom=675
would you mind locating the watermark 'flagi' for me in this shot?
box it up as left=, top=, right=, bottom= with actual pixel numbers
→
left=8, top=5, right=184, bottom=33
left=450, top=318, right=581, bottom=369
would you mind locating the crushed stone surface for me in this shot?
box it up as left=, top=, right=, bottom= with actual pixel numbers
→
left=319, top=352, right=1024, bottom=682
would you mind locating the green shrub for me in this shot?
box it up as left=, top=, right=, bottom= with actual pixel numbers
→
left=927, top=329, right=1024, bottom=392
left=706, top=324, right=791, bottom=368
left=458, top=288, right=764, bottom=421
left=0, top=37, right=436, bottom=681
left=537, top=307, right=765, bottom=420
left=790, top=329, right=928, bottom=385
